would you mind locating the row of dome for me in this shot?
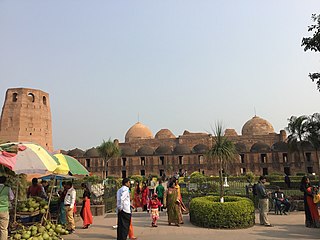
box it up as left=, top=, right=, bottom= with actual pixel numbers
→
left=65, top=141, right=310, bottom=158
left=125, top=116, right=276, bottom=142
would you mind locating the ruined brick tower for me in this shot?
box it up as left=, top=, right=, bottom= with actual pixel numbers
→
left=0, top=88, right=53, bottom=151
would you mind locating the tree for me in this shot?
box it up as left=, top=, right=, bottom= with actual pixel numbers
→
left=97, top=139, right=121, bottom=179
left=306, top=113, right=320, bottom=180
left=301, top=14, right=320, bottom=91
left=286, top=115, right=308, bottom=170
left=207, top=123, right=237, bottom=203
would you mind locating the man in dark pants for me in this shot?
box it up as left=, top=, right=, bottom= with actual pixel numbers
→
left=116, top=178, right=131, bottom=240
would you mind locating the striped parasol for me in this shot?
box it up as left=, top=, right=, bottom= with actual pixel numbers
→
left=53, top=153, right=89, bottom=175
left=0, top=142, right=59, bottom=174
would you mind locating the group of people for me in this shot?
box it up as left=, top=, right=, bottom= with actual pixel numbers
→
left=255, top=175, right=320, bottom=228
left=57, top=181, right=93, bottom=232
left=116, top=177, right=187, bottom=240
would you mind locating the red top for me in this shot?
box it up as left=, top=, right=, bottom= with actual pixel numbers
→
left=27, top=184, right=43, bottom=197
left=149, top=198, right=162, bottom=209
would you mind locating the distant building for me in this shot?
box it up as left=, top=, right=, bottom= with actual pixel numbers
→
left=0, top=88, right=53, bottom=151
left=73, top=116, right=318, bottom=178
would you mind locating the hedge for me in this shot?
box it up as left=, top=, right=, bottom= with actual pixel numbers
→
left=189, top=196, right=255, bottom=229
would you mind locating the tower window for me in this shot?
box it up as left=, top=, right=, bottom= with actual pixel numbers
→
left=27, top=93, right=35, bottom=102
left=12, top=93, right=18, bottom=102
left=43, top=96, right=47, bottom=105
left=261, top=154, right=267, bottom=163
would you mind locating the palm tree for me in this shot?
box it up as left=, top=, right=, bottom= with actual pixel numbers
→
left=97, top=139, right=121, bottom=179
left=207, top=123, right=238, bottom=203
left=306, top=113, right=320, bottom=179
left=286, top=115, right=308, bottom=170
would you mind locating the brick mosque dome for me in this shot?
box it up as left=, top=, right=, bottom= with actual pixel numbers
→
left=224, top=129, right=238, bottom=136
left=120, top=146, right=136, bottom=156
left=155, top=145, right=172, bottom=155
left=241, top=116, right=275, bottom=136
left=271, top=142, right=288, bottom=152
left=125, top=122, right=153, bottom=142
left=173, top=144, right=191, bottom=155
left=250, top=142, right=271, bottom=153
left=155, top=129, right=175, bottom=139
left=84, top=147, right=100, bottom=157
left=192, top=144, right=209, bottom=154
left=235, top=142, right=247, bottom=153
left=67, top=148, right=85, bottom=157
left=137, top=146, right=154, bottom=156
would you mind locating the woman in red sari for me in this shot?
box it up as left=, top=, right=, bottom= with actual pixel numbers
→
left=80, top=183, right=93, bottom=229
left=141, top=182, right=149, bottom=212
left=133, top=181, right=142, bottom=212
left=306, top=185, right=320, bottom=227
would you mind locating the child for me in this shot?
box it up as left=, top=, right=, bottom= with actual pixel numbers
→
left=149, top=193, right=162, bottom=227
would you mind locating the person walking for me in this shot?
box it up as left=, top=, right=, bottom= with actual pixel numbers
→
left=164, top=180, right=180, bottom=227
left=149, top=193, right=162, bottom=227
left=116, top=178, right=131, bottom=240
left=64, top=181, right=76, bottom=233
left=80, top=183, right=93, bottom=229
left=0, top=176, right=14, bottom=240
left=256, top=176, right=273, bottom=227
left=156, top=180, right=164, bottom=211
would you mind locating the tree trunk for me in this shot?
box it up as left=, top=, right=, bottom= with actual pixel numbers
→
left=316, top=149, right=320, bottom=184
left=219, top=158, right=224, bottom=202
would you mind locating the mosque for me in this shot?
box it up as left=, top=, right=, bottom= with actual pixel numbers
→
left=73, top=116, right=317, bottom=178
left=0, top=88, right=316, bottom=178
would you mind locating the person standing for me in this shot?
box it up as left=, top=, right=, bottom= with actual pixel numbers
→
left=156, top=180, right=164, bottom=211
left=300, top=176, right=316, bottom=227
left=141, top=182, right=149, bottom=212
left=64, top=181, right=76, bottom=233
left=116, top=178, right=131, bottom=240
left=133, top=181, right=141, bottom=212
left=80, top=183, right=93, bottom=229
left=164, top=181, right=180, bottom=227
left=284, top=174, right=291, bottom=188
left=58, top=181, right=67, bottom=225
left=256, top=176, right=273, bottom=227
left=0, top=176, right=14, bottom=240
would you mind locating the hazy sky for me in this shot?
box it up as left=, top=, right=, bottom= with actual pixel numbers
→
left=1, top=1, right=320, bottom=151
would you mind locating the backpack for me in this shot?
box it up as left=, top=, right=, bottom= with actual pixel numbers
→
left=252, top=183, right=258, bottom=195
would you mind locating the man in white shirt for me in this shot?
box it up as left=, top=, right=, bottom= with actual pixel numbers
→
left=64, top=181, right=76, bottom=233
left=116, top=178, right=131, bottom=240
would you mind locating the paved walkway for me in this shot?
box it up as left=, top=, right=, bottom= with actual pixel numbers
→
left=64, top=211, right=319, bottom=240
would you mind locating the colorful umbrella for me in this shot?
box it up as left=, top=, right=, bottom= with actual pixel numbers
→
left=53, top=153, right=89, bottom=175
left=0, top=142, right=59, bottom=174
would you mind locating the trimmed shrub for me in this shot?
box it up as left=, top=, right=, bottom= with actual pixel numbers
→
left=189, top=196, right=255, bottom=229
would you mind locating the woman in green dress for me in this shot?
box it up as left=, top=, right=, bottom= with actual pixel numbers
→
left=164, top=180, right=181, bottom=226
